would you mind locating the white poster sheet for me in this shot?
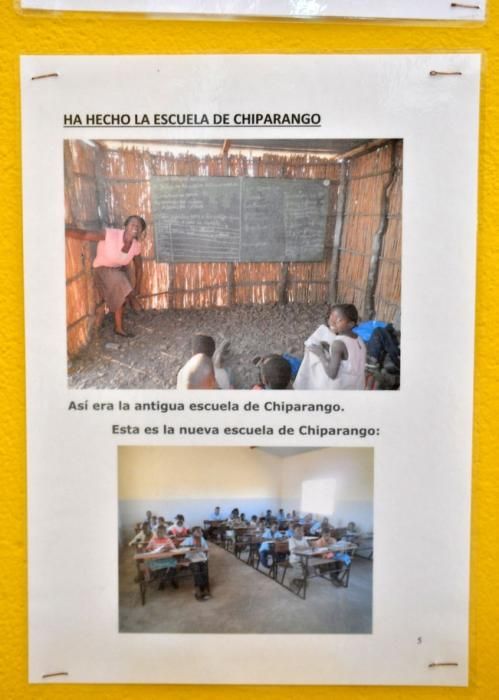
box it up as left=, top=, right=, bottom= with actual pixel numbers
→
left=22, top=54, right=480, bottom=685
left=18, top=0, right=486, bottom=21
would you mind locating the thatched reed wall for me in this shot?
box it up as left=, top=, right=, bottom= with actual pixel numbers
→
left=336, top=141, right=402, bottom=324
left=65, top=140, right=402, bottom=356
left=65, top=141, right=105, bottom=355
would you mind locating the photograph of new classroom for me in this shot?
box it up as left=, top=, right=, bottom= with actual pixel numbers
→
left=119, top=446, right=374, bottom=634
left=65, top=138, right=402, bottom=390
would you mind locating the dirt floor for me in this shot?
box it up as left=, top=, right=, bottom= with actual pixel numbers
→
left=68, top=303, right=330, bottom=390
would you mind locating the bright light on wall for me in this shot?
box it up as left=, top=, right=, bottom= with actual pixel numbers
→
left=301, top=478, right=335, bottom=516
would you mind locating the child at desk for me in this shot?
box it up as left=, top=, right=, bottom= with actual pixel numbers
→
left=255, top=517, right=267, bottom=533
left=300, top=513, right=316, bottom=534
left=310, top=516, right=330, bottom=535
left=311, top=528, right=335, bottom=560
left=143, top=525, right=179, bottom=589
left=259, top=522, right=286, bottom=568
left=206, top=507, right=226, bottom=541
left=183, top=526, right=211, bottom=601
left=168, top=515, right=189, bottom=538
left=294, top=304, right=366, bottom=390
left=313, top=528, right=351, bottom=578
left=249, top=515, right=258, bottom=529
left=288, top=525, right=310, bottom=565
left=226, top=509, right=244, bottom=542
left=209, top=506, right=224, bottom=521
left=129, top=521, right=153, bottom=548
left=154, top=516, right=166, bottom=533
left=227, top=508, right=241, bottom=527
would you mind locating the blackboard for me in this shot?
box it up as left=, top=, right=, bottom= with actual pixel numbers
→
left=151, top=176, right=329, bottom=263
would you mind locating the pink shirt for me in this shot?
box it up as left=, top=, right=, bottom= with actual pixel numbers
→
left=168, top=525, right=189, bottom=537
left=93, top=228, right=141, bottom=268
left=146, top=536, right=174, bottom=552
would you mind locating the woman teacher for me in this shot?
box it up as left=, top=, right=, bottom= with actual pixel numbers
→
left=67, top=215, right=146, bottom=337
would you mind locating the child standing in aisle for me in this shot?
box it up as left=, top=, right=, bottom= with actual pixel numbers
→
left=183, top=526, right=211, bottom=601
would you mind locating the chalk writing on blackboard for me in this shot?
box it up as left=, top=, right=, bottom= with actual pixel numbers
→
left=151, top=176, right=330, bottom=263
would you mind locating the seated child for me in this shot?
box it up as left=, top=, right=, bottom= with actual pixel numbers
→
left=288, top=525, right=310, bottom=566
left=313, top=528, right=336, bottom=548
left=249, top=515, right=258, bottom=529
left=155, top=516, right=166, bottom=532
left=252, top=355, right=292, bottom=390
left=176, top=353, right=217, bottom=390
left=209, top=506, right=225, bottom=521
left=313, top=528, right=351, bottom=579
left=259, top=522, right=286, bottom=568
left=293, top=304, right=366, bottom=390
left=177, top=335, right=231, bottom=389
left=168, top=515, right=189, bottom=538
left=255, top=517, right=267, bottom=533
left=287, top=525, right=310, bottom=588
left=346, top=521, right=361, bottom=540
left=228, top=508, right=242, bottom=523
left=310, top=516, right=330, bottom=535
left=226, top=509, right=243, bottom=541
left=143, top=525, right=178, bottom=588
left=129, top=521, right=153, bottom=547
left=365, top=324, right=400, bottom=389
left=206, top=506, right=226, bottom=540
left=182, top=526, right=211, bottom=601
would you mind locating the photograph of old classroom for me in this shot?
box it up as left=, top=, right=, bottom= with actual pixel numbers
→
left=65, top=138, right=402, bottom=390
left=119, top=445, right=373, bottom=634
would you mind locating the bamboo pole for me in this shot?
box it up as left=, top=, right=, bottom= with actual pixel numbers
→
left=95, top=144, right=108, bottom=226
left=222, top=148, right=235, bottom=307
left=328, top=160, right=347, bottom=303
left=339, top=139, right=391, bottom=161
left=363, top=144, right=397, bottom=320
left=277, top=263, right=289, bottom=304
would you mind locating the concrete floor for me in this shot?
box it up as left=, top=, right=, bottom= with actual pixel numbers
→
left=119, top=542, right=372, bottom=634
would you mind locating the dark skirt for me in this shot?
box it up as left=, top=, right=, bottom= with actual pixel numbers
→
left=93, top=266, right=132, bottom=312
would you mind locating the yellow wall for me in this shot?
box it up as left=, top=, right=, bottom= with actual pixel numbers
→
left=118, top=445, right=371, bottom=501
left=1, top=2, right=498, bottom=699
left=280, top=447, right=373, bottom=501
left=280, top=447, right=373, bottom=530
left=118, top=445, right=281, bottom=499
